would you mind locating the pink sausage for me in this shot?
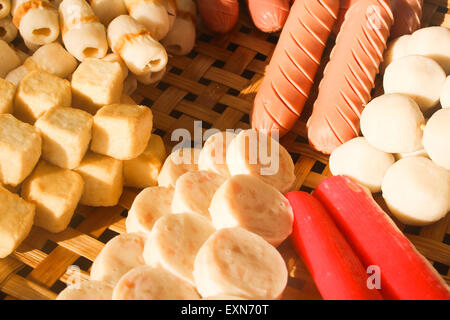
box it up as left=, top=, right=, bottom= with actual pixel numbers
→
left=333, top=0, right=361, bottom=35
left=197, top=0, right=239, bottom=34
left=307, top=0, right=394, bottom=155
left=390, top=0, right=423, bottom=38
left=247, top=0, right=291, bottom=33
left=251, top=0, right=339, bottom=137
left=334, top=0, right=423, bottom=38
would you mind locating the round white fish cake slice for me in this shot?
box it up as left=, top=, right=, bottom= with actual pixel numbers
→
left=226, top=129, right=295, bottom=194
left=90, top=233, right=147, bottom=285
left=144, top=213, right=215, bottom=286
left=56, top=280, right=114, bottom=300
left=193, top=227, right=288, bottom=300
left=158, top=147, right=199, bottom=188
left=126, top=186, right=174, bottom=234
left=112, top=266, right=200, bottom=300
left=209, top=174, right=293, bottom=246
left=198, top=131, right=236, bottom=177
left=172, top=170, right=226, bottom=218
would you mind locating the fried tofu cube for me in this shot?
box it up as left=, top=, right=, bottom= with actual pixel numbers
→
left=123, top=134, right=166, bottom=188
left=0, top=185, right=35, bottom=258
left=0, top=114, right=42, bottom=186
left=0, top=78, right=15, bottom=114
left=35, top=107, right=93, bottom=169
left=14, top=71, right=72, bottom=124
left=21, top=161, right=84, bottom=233
left=91, top=104, right=153, bottom=160
left=74, top=152, right=123, bottom=207
left=71, top=59, right=123, bottom=114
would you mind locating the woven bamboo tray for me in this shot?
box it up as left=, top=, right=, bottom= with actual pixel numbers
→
left=1, top=0, right=449, bottom=300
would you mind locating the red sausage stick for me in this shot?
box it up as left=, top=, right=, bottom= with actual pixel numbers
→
left=307, top=0, right=393, bottom=154
left=251, top=0, right=339, bottom=137
left=314, top=176, right=450, bottom=300
left=247, top=0, right=291, bottom=33
left=286, top=191, right=383, bottom=300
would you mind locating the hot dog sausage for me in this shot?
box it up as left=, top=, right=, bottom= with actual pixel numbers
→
left=334, top=0, right=423, bottom=39
left=247, top=0, right=290, bottom=33
left=307, top=0, right=393, bottom=155
left=197, top=0, right=239, bottom=34
left=251, top=0, right=339, bottom=137
left=333, top=0, right=360, bottom=35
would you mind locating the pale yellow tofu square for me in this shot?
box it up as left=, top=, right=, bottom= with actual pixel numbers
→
left=0, top=185, right=35, bottom=258
left=71, top=59, right=124, bottom=114
left=35, top=107, right=93, bottom=169
left=124, top=134, right=166, bottom=188
left=0, top=114, right=42, bottom=186
left=91, top=104, right=153, bottom=160
left=74, top=152, right=123, bottom=207
left=0, top=78, right=15, bottom=114
left=14, top=71, right=72, bottom=124
left=21, top=161, right=84, bottom=233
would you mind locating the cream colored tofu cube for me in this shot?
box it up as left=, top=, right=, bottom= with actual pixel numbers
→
left=14, top=71, right=72, bottom=124
left=123, top=134, right=166, bottom=188
left=35, top=107, right=93, bottom=169
left=0, top=114, right=42, bottom=186
left=74, top=152, right=123, bottom=207
left=21, top=161, right=84, bottom=233
left=0, top=40, right=21, bottom=78
left=91, top=104, right=153, bottom=160
left=0, top=78, right=15, bottom=114
left=0, top=185, right=35, bottom=258
left=71, top=59, right=123, bottom=114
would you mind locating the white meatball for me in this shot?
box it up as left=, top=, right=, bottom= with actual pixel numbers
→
left=382, top=35, right=411, bottom=71
left=329, top=137, right=395, bottom=193
left=422, top=108, right=450, bottom=170
left=440, top=76, right=450, bottom=109
left=382, top=157, right=449, bottom=226
left=407, top=26, right=450, bottom=74
left=361, top=94, right=425, bottom=153
left=384, top=55, right=446, bottom=112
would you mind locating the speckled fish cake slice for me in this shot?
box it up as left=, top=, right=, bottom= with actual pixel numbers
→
left=112, top=266, right=200, bottom=300
left=57, top=280, right=114, bottom=300
left=172, top=170, right=226, bottom=219
left=226, top=129, right=295, bottom=194
left=126, top=186, right=174, bottom=234
left=193, top=227, right=288, bottom=300
left=198, top=131, right=236, bottom=177
left=157, top=147, right=199, bottom=188
left=209, top=174, right=294, bottom=246
left=90, top=232, right=147, bottom=285
left=144, top=213, right=215, bottom=286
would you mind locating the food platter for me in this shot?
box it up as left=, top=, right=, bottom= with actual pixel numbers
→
left=0, top=0, right=449, bottom=300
